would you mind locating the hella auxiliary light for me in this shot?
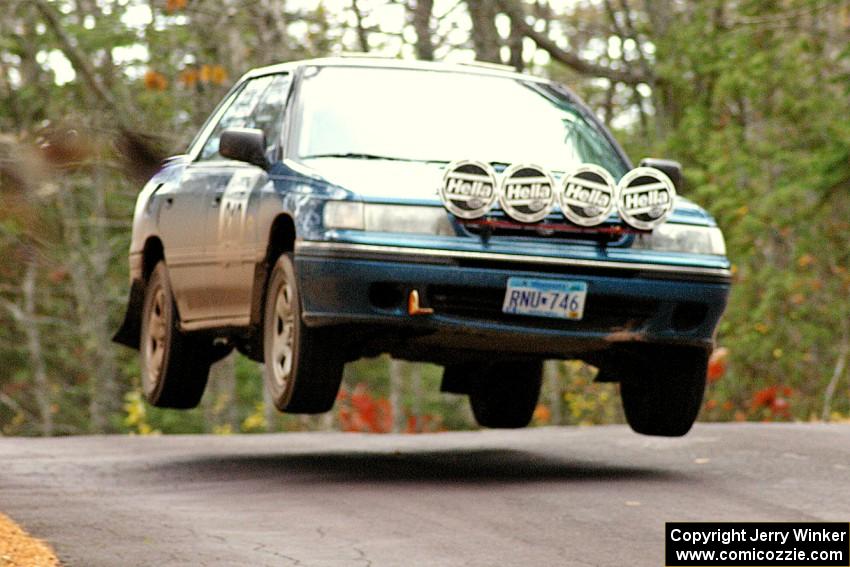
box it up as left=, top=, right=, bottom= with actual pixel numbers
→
left=439, top=160, right=677, bottom=230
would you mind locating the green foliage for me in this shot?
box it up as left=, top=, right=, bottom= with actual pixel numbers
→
left=644, top=0, right=850, bottom=421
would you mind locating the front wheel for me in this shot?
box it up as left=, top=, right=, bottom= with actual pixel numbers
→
left=619, top=347, right=708, bottom=437
left=262, top=254, right=344, bottom=413
left=140, top=262, right=212, bottom=409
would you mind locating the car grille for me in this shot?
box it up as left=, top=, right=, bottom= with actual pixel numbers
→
left=427, top=285, right=659, bottom=331
left=459, top=211, right=635, bottom=246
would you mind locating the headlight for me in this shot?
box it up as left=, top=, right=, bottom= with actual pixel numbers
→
left=324, top=202, right=454, bottom=236
left=323, top=201, right=364, bottom=230
left=365, top=205, right=454, bottom=235
left=631, top=224, right=726, bottom=255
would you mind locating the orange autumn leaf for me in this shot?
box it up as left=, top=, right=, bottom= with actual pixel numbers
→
left=343, top=383, right=393, bottom=433
left=199, top=64, right=213, bottom=84
left=165, top=0, right=187, bottom=13
left=751, top=386, right=777, bottom=409
left=796, top=253, right=814, bottom=268
left=707, top=346, right=729, bottom=383
left=374, top=398, right=393, bottom=432
left=210, top=65, right=228, bottom=85
left=178, top=68, right=199, bottom=88
left=750, top=385, right=793, bottom=417
left=532, top=404, right=551, bottom=425
left=47, top=268, right=69, bottom=284
left=143, top=70, right=168, bottom=91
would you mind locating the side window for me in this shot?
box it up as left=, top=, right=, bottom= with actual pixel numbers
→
left=198, top=75, right=275, bottom=161
left=197, top=73, right=292, bottom=162
left=244, top=74, right=292, bottom=160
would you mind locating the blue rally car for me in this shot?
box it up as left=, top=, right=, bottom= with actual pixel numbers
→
left=114, top=57, right=730, bottom=436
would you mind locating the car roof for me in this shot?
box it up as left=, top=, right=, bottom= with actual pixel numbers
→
left=238, top=55, right=551, bottom=85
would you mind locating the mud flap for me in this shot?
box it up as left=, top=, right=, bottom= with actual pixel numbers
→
left=112, top=279, right=145, bottom=349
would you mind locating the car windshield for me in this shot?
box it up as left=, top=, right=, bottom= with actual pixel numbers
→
left=294, top=66, right=628, bottom=176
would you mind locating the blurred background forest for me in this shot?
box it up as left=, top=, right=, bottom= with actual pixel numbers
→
left=1, top=0, right=849, bottom=436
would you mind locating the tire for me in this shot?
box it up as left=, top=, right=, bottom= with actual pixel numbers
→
left=619, top=347, right=708, bottom=437
left=468, top=360, right=543, bottom=429
left=140, top=262, right=212, bottom=409
left=263, top=254, right=344, bottom=413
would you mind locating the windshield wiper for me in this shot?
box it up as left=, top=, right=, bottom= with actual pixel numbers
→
left=300, top=152, right=448, bottom=164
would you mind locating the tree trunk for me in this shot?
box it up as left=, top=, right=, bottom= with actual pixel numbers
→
left=351, top=0, right=371, bottom=53
left=56, top=181, right=119, bottom=433
left=21, top=256, right=53, bottom=436
left=545, top=361, right=561, bottom=426
left=508, top=14, right=524, bottom=71
left=822, top=317, right=849, bottom=421
left=603, top=81, right=616, bottom=126
left=389, top=358, right=405, bottom=433
left=206, top=353, right=238, bottom=432
left=467, top=0, right=502, bottom=63
left=411, top=0, right=435, bottom=60
left=262, top=366, right=277, bottom=432
left=409, top=363, right=423, bottom=431
left=2, top=254, right=53, bottom=436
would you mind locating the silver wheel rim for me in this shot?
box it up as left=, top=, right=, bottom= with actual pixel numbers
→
left=145, top=287, right=167, bottom=389
left=271, top=280, right=295, bottom=389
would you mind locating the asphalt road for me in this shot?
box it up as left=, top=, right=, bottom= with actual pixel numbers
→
left=1, top=424, right=848, bottom=566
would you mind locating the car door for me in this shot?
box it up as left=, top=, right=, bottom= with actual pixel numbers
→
left=196, top=73, right=292, bottom=323
left=155, top=171, right=210, bottom=323
left=210, top=73, right=293, bottom=321
left=160, top=75, right=276, bottom=324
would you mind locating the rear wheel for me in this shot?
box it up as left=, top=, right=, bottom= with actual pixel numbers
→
left=140, top=262, right=212, bottom=409
left=263, top=254, right=344, bottom=413
left=619, top=347, right=708, bottom=437
left=468, top=360, right=543, bottom=429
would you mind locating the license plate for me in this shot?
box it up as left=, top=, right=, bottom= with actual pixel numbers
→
left=502, top=277, right=587, bottom=320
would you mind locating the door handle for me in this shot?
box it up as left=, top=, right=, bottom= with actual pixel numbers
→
left=164, top=197, right=174, bottom=208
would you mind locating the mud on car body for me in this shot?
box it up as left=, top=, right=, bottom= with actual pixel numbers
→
left=114, top=57, right=730, bottom=436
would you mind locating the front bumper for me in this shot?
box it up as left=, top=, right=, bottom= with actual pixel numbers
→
left=295, top=241, right=730, bottom=360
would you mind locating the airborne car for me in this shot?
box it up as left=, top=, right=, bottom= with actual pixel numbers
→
left=114, top=57, right=730, bottom=436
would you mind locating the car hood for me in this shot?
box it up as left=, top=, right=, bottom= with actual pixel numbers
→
left=295, top=157, right=445, bottom=204
left=294, top=157, right=717, bottom=226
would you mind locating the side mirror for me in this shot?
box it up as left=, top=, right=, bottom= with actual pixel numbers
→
left=639, top=158, right=683, bottom=191
left=219, top=127, right=269, bottom=169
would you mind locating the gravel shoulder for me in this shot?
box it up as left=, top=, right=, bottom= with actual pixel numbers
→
left=0, top=512, right=60, bottom=567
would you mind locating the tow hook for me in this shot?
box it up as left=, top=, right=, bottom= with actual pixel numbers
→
left=407, top=290, right=434, bottom=316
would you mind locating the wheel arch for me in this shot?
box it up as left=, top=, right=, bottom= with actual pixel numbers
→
left=241, top=213, right=297, bottom=361
left=263, top=213, right=297, bottom=265
left=141, top=236, right=165, bottom=282
left=113, top=235, right=167, bottom=349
